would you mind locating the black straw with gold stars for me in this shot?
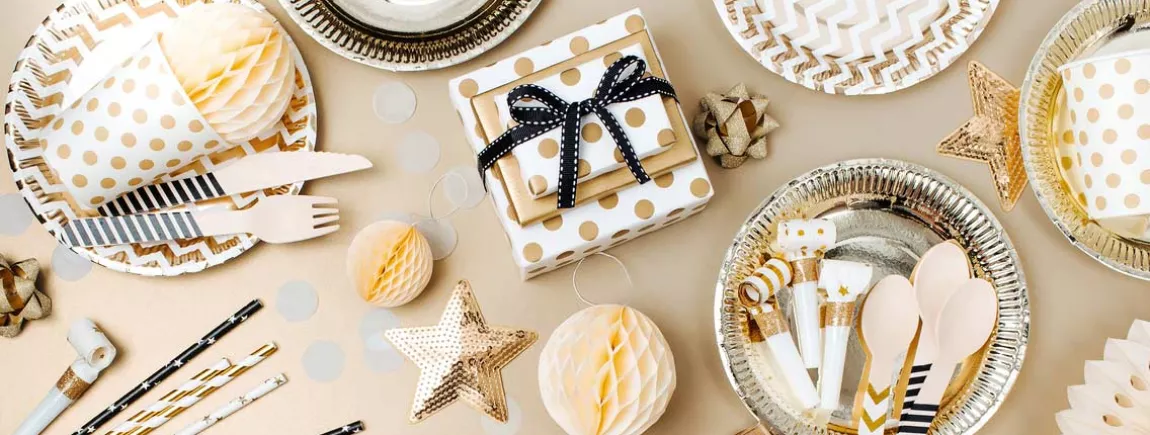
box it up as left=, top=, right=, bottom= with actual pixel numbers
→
left=71, top=300, right=263, bottom=435
left=319, top=420, right=364, bottom=435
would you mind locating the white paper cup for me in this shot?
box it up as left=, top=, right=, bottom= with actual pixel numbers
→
left=41, top=40, right=229, bottom=211
left=1059, top=49, right=1150, bottom=220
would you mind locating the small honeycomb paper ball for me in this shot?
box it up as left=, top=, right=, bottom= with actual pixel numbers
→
left=539, top=305, right=677, bottom=435
left=158, top=3, right=295, bottom=144
left=346, top=220, right=434, bottom=307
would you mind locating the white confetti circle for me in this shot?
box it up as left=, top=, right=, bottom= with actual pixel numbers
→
left=373, top=81, right=417, bottom=124
left=0, top=194, right=34, bottom=236
left=444, top=166, right=487, bottom=210
left=480, top=398, right=522, bottom=435
left=52, top=245, right=92, bottom=281
left=359, top=308, right=401, bottom=350
left=276, top=280, right=318, bottom=322
left=396, top=131, right=441, bottom=173
left=302, top=340, right=346, bottom=383
left=414, top=218, right=457, bottom=260
left=364, top=343, right=404, bottom=373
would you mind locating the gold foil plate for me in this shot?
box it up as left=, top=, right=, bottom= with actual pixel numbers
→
left=715, top=159, right=1029, bottom=434
left=279, top=0, right=540, bottom=71
left=4, top=0, right=319, bottom=276
left=1020, top=0, right=1150, bottom=280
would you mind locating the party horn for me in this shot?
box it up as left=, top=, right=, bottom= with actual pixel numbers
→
left=778, top=219, right=837, bottom=368
left=816, top=260, right=873, bottom=411
left=739, top=258, right=818, bottom=409
left=15, top=319, right=117, bottom=435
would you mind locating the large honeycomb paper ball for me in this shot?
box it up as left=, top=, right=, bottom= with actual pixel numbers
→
left=158, top=3, right=295, bottom=144
left=346, top=220, right=433, bottom=307
left=539, top=305, right=677, bottom=435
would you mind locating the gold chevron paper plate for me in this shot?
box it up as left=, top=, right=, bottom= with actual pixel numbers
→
left=278, top=0, right=541, bottom=71
left=715, top=159, right=1028, bottom=434
left=3, top=0, right=318, bottom=276
left=1020, top=0, right=1150, bottom=280
left=711, top=0, right=1000, bottom=95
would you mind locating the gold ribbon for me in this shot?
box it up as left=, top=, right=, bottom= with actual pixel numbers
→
left=747, top=306, right=790, bottom=337
left=825, top=301, right=856, bottom=327
left=56, top=367, right=91, bottom=400
left=790, top=257, right=819, bottom=284
left=0, top=256, right=49, bottom=338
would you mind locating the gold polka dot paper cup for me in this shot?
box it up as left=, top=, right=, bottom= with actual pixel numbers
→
left=41, top=39, right=228, bottom=211
left=1059, top=50, right=1150, bottom=220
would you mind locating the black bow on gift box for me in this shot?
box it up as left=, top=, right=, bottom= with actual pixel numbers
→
left=477, top=55, right=678, bottom=209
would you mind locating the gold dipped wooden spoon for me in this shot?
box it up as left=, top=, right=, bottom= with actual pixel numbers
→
left=857, top=275, right=919, bottom=435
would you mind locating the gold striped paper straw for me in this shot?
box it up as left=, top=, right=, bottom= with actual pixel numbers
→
left=102, top=358, right=232, bottom=435
left=129, top=343, right=277, bottom=435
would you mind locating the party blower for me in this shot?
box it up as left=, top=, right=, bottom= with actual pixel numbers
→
left=816, top=260, right=873, bottom=411
left=16, top=319, right=117, bottom=435
left=739, top=258, right=819, bottom=409
left=778, top=218, right=837, bottom=368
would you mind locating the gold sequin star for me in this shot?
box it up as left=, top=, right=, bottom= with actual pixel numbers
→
left=937, top=61, right=1027, bottom=211
left=385, top=280, right=537, bottom=423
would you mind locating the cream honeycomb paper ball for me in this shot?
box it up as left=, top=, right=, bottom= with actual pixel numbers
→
left=539, top=304, right=676, bottom=435
left=158, top=3, right=295, bottom=144
left=346, top=220, right=434, bottom=307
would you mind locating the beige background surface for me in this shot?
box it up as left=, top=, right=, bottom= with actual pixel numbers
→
left=1, top=0, right=1148, bottom=434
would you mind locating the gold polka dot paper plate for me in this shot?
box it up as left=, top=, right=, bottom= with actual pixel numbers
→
left=710, top=0, right=999, bottom=95
left=278, top=0, right=541, bottom=71
left=716, top=159, right=1027, bottom=434
left=1020, top=0, right=1150, bottom=280
left=4, top=0, right=318, bottom=276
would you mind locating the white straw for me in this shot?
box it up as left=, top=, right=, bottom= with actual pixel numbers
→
left=173, top=374, right=287, bottom=435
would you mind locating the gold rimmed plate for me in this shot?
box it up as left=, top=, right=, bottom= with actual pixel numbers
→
left=3, top=0, right=318, bottom=276
left=710, top=0, right=1000, bottom=95
left=279, top=0, right=541, bottom=71
left=1020, top=0, right=1150, bottom=280
left=715, top=159, right=1028, bottom=434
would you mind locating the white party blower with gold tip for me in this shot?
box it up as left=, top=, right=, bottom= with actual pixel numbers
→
left=15, top=319, right=116, bottom=435
left=817, top=259, right=873, bottom=411
left=778, top=219, right=837, bottom=368
left=739, top=258, right=819, bottom=409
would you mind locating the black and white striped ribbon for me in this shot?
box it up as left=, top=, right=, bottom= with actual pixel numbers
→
left=98, top=174, right=226, bottom=216
left=61, top=211, right=203, bottom=246
left=899, top=363, right=932, bottom=422
left=897, top=402, right=939, bottom=434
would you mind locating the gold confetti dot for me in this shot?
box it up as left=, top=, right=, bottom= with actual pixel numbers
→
left=1078, top=193, right=1088, bottom=205
left=146, top=84, right=159, bottom=99
left=539, top=138, right=558, bottom=159
left=1084, top=174, right=1094, bottom=188
left=560, top=68, right=581, bottom=86
left=459, top=79, right=479, bottom=98
left=579, top=221, right=599, bottom=241
left=122, top=79, right=136, bottom=93
left=103, top=77, right=116, bottom=89
left=92, top=127, right=109, bottom=142
left=523, top=243, right=543, bottom=263
left=613, top=148, right=624, bottom=163
left=1107, top=173, right=1122, bottom=188
left=625, top=15, right=646, bottom=33
left=1140, top=125, right=1150, bottom=140
left=108, top=102, right=121, bottom=117
left=172, top=91, right=185, bottom=106
left=1123, top=149, right=1138, bottom=164
left=655, top=172, right=674, bottom=188
left=599, top=193, right=618, bottom=209
left=72, top=174, right=87, bottom=187
left=160, top=115, right=176, bottom=129
left=121, top=133, right=136, bottom=148
left=166, top=159, right=181, bottom=168
left=1074, top=88, right=1084, bottom=102
left=1091, top=153, right=1104, bottom=167
left=100, top=178, right=116, bottom=189
left=128, top=177, right=143, bottom=186
left=1117, top=58, right=1132, bottom=74
left=90, top=196, right=104, bottom=205
left=1096, top=196, right=1108, bottom=210
left=1070, top=110, right=1078, bottom=123
left=634, top=199, right=654, bottom=219
left=133, top=109, right=148, bottom=124
left=691, top=178, right=711, bottom=198
left=528, top=175, right=548, bottom=195
left=150, top=138, right=166, bottom=151
left=205, top=140, right=220, bottom=149
left=582, top=123, right=602, bottom=142
left=1088, top=108, right=1100, bottom=123
left=1084, top=64, right=1097, bottom=78
left=543, top=215, right=563, bottom=231
left=514, top=58, right=534, bottom=76
left=1126, top=194, right=1141, bottom=209
left=52, top=119, right=64, bottom=130
left=189, top=120, right=204, bottom=133
left=1137, top=79, right=1150, bottom=94
left=1100, top=84, right=1115, bottom=99
left=86, top=98, right=99, bottom=112
left=177, top=140, right=193, bottom=152
left=1120, top=104, right=1135, bottom=119
left=1079, top=131, right=1089, bottom=145
left=569, top=36, right=589, bottom=55
left=139, top=159, right=154, bottom=170
left=1061, top=156, right=1073, bottom=170
left=82, top=151, right=97, bottom=165
left=1143, top=170, right=1150, bottom=184
left=577, top=159, right=591, bottom=178
left=71, top=121, right=84, bottom=135
left=111, top=156, right=126, bottom=169
left=1104, top=129, right=1118, bottom=144
left=138, top=56, right=151, bottom=69
left=657, top=129, right=675, bottom=146
left=625, top=108, right=646, bottom=128
left=56, top=144, right=71, bottom=159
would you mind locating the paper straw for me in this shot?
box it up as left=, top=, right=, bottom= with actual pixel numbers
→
left=103, top=359, right=233, bottom=435
left=72, top=300, right=263, bottom=435
left=130, top=342, right=278, bottom=435
left=319, top=421, right=365, bottom=435
left=173, top=374, right=288, bottom=435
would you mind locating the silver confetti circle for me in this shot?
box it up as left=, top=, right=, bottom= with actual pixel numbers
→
left=52, top=245, right=92, bottom=281
left=414, top=218, right=457, bottom=260
left=444, top=166, right=487, bottom=210
left=0, top=194, right=34, bottom=235
left=373, top=81, right=417, bottom=124
left=396, top=130, right=441, bottom=173
left=359, top=308, right=401, bottom=350
left=302, top=340, right=346, bottom=383
left=276, top=280, right=319, bottom=322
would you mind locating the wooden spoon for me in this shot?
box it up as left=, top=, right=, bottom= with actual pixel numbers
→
left=903, top=241, right=972, bottom=415
left=898, top=279, right=997, bottom=434
left=857, top=275, right=919, bottom=435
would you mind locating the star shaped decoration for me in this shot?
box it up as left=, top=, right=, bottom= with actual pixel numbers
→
left=937, top=61, right=1027, bottom=211
left=174, top=360, right=183, bottom=367
left=838, top=286, right=849, bottom=297
left=141, top=382, right=151, bottom=390
left=385, top=280, right=537, bottom=423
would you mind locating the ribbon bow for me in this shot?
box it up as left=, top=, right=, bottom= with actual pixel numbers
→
left=477, top=55, right=678, bottom=209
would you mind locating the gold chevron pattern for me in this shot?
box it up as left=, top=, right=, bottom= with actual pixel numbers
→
left=713, top=0, right=999, bottom=95
left=4, top=0, right=318, bottom=276
left=868, top=385, right=891, bottom=403
left=861, top=412, right=887, bottom=432
left=858, top=384, right=893, bottom=435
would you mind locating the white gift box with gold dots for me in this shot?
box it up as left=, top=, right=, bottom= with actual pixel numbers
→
left=449, top=8, right=713, bottom=280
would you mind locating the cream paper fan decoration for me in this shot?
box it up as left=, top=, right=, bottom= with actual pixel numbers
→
left=346, top=221, right=434, bottom=308
left=539, top=305, right=676, bottom=435
left=158, top=3, right=295, bottom=144
left=1057, top=320, right=1150, bottom=434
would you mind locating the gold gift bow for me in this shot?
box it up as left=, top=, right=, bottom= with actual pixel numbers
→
left=0, top=255, right=50, bottom=338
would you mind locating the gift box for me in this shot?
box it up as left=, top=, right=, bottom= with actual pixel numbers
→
left=450, top=8, right=713, bottom=280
